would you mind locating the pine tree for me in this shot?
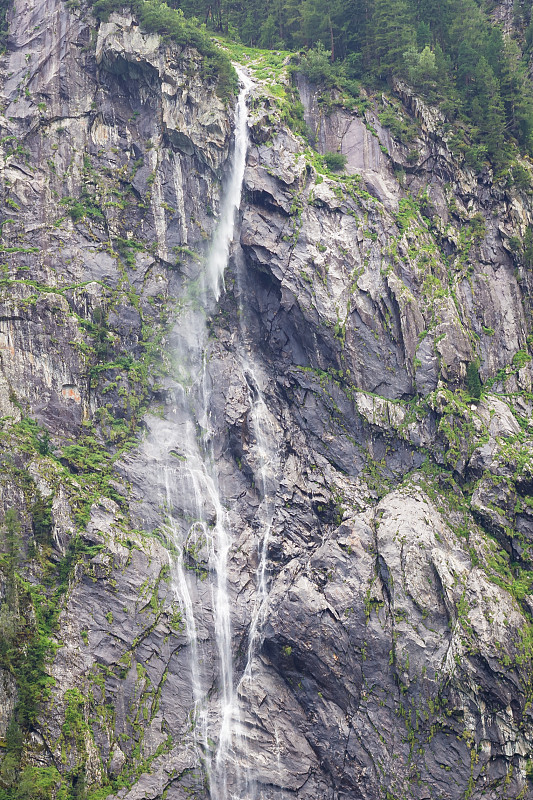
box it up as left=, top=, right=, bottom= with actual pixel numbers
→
left=404, top=45, right=437, bottom=92
left=259, top=15, right=279, bottom=48
left=299, top=0, right=330, bottom=49
left=472, top=57, right=507, bottom=167
left=500, top=37, right=533, bottom=154
left=456, top=40, right=478, bottom=93
left=466, top=361, right=482, bottom=399
left=370, top=0, right=415, bottom=79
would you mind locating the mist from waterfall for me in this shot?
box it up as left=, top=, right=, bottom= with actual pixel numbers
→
left=155, top=59, right=285, bottom=799
left=159, top=64, right=267, bottom=800
left=237, top=367, right=281, bottom=800
left=206, top=68, right=253, bottom=301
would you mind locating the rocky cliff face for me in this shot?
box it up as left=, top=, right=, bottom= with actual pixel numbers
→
left=1, top=2, right=533, bottom=800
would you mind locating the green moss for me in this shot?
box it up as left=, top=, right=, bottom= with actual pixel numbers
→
left=60, top=194, right=103, bottom=223
left=512, top=349, right=531, bottom=370
left=0, top=508, right=107, bottom=796
left=0, top=765, right=70, bottom=800
left=113, top=237, right=145, bottom=268
left=62, top=688, right=89, bottom=751
left=378, top=105, right=417, bottom=144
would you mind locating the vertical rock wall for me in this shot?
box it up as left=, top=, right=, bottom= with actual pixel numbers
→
left=0, top=1, right=532, bottom=799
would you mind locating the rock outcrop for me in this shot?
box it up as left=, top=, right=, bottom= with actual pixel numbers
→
left=0, top=1, right=533, bottom=799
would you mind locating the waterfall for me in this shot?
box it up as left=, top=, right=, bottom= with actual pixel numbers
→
left=206, top=68, right=253, bottom=301
left=204, top=66, right=281, bottom=797
left=241, top=372, right=279, bottom=683
left=159, top=65, right=256, bottom=800
left=156, top=63, right=284, bottom=800
left=163, top=466, right=205, bottom=749
left=207, top=65, right=254, bottom=800
left=238, top=368, right=281, bottom=800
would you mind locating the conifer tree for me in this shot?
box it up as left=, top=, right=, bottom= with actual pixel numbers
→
left=466, top=361, right=482, bottom=399
left=166, top=0, right=533, bottom=169
left=471, top=57, right=507, bottom=166
left=500, top=37, right=533, bottom=154
left=370, top=0, right=415, bottom=79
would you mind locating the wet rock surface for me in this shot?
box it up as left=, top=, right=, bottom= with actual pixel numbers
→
left=0, top=1, right=533, bottom=799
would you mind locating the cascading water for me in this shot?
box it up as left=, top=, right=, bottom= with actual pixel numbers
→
left=163, top=466, right=205, bottom=748
left=206, top=68, right=253, bottom=301
left=241, top=370, right=280, bottom=682
left=205, top=65, right=254, bottom=800
left=156, top=64, right=260, bottom=800
left=237, top=367, right=281, bottom=800
left=152, top=61, right=283, bottom=800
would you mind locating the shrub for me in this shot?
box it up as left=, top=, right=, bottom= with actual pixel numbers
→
left=511, top=163, right=532, bottom=191
left=466, top=360, right=482, bottom=399
left=60, top=194, right=103, bottom=223
left=324, top=151, right=347, bottom=172
left=31, top=491, right=53, bottom=545
left=299, top=42, right=337, bottom=86
left=13, top=766, right=66, bottom=800
left=512, top=349, right=531, bottom=369
left=464, top=144, right=487, bottom=171
left=524, top=227, right=533, bottom=269
left=378, top=106, right=416, bottom=144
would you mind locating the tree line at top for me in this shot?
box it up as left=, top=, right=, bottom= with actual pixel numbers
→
left=172, top=0, right=533, bottom=168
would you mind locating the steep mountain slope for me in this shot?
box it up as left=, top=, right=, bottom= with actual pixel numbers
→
left=0, top=2, right=533, bottom=800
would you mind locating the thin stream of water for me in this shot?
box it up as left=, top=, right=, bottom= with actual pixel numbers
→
left=206, top=65, right=254, bottom=800
left=242, top=378, right=279, bottom=683
left=208, top=66, right=281, bottom=798
left=158, top=63, right=282, bottom=799
left=161, top=65, right=256, bottom=799
left=206, top=68, right=253, bottom=301
left=238, top=373, right=281, bottom=800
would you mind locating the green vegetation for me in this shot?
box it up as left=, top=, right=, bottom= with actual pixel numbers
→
left=60, top=195, right=103, bottom=224
left=113, top=237, right=145, bottom=268
left=323, top=151, right=347, bottom=172
left=378, top=104, right=417, bottom=144
left=217, top=41, right=312, bottom=138
left=31, top=490, right=53, bottom=546
left=0, top=503, right=103, bottom=799
left=515, top=226, right=533, bottom=269
left=0, top=276, right=171, bottom=456
left=466, top=360, right=482, bottom=399
left=172, top=0, right=533, bottom=168
left=59, top=437, right=124, bottom=526
left=0, top=764, right=72, bottom=799
left=0, top=0, right=9, bottom=51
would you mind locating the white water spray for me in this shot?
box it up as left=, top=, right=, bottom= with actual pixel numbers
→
left=242, top=378, right=280, bottom=682
left=163, top=466, right=204, bottom=722
left=157, top=64, right=284, bottom=800
left=161, top=408, right=238, bottom=797
left=206, top=67, right=253, bottom=300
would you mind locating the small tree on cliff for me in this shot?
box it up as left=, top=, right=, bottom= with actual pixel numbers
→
left=466, top=360, right=482, bottom=399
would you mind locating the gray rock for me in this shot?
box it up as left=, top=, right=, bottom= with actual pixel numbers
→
left=0, top=1, right=532, bottom=799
